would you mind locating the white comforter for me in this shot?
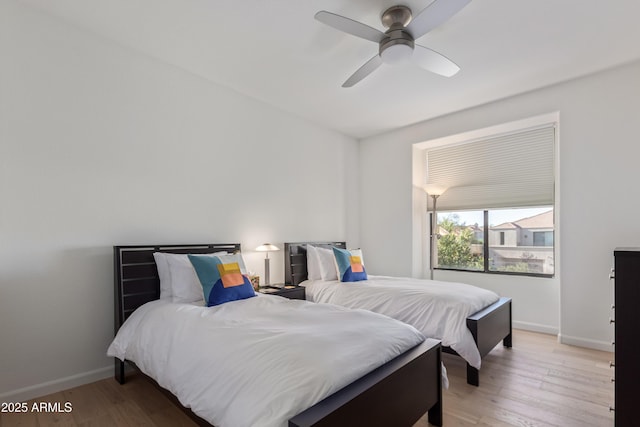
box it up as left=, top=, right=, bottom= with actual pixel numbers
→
left=302, top=276, right=500, bottom=369
left=107, top=294, right=425, bottom=427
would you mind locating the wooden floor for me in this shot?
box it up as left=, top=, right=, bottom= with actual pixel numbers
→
left=1, top=330, right=614, bottom=427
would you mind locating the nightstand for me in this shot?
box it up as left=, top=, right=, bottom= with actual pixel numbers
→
left=258, top=285, right=305, bottom=300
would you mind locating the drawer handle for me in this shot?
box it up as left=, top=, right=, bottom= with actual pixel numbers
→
left=609, top=406, right=615, bottom=412
left=609, top=361, right=615, bottom=368
left=609, top=318, right=615, bottom=324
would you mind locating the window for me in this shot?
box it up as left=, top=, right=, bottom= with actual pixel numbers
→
left=533, top=231, right=553, bottom=246
left=435, top=211, right=484, bottom=271
left=424, top=119, right=556, bottom=278
left=435, top=207, right=554, bottom=276
left=488, top=207, right=554, bottom=275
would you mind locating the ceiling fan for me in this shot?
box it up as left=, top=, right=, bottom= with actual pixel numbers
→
left=315, top=0, right=471, bottom=87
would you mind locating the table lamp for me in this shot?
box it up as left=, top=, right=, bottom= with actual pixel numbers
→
left=255, top=243, right=280, bottom=286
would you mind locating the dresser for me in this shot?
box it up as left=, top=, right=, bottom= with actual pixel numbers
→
left=612, top=248, right=640, bottom=426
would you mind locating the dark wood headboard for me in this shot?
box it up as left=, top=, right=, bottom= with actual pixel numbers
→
left=284, top=242, right=346, bottom=286
left=113, top=243, right=241, bottom=334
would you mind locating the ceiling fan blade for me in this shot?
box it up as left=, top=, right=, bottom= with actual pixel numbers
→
left=406, top=0, right=471, bottom=40
left=412, top=45, right=460, bottom=77
left=315, top=11, right=384, bottom=43
left=342, top=55, right=383, bottom=87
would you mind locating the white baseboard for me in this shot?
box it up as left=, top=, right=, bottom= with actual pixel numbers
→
left=513, top=322, right=612, bottom=352
left=513, top=320, right=558, bottom=336
left=0, top=365, right=112, bottom=403
left=558, top=333, right=614, bottom=352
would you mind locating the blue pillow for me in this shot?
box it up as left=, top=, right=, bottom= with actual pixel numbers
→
left=188, top=253, right=256, bottom=306
left=332, top=247, right=367, bottom=282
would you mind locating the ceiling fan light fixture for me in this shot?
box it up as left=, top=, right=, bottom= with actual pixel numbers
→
left=380, top=39, right=414, bottom=65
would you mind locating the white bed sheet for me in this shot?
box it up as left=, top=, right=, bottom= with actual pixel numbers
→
left=107, top=294, right=425, bottom=427
left=302, top=275, right=500, bottom=369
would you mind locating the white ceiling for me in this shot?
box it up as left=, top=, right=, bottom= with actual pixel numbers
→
left=21, top=0, right=640, bottom=139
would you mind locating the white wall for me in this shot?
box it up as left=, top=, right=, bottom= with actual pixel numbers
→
left=0, top=0, right=358, bottom=400
left=360, top=59, right=640, bottom=351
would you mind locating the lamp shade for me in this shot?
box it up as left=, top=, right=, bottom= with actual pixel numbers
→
left=256, top=243, right=280, bottom=252
left=422, top=184, right=448, bottom=197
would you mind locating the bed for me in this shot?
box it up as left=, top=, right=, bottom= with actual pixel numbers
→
left=284, top=242, right=512, bottom=387
left=111, top=243, right=443, bottom=427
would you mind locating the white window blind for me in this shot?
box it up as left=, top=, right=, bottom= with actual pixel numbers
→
left=425, top=124, right=555, bottom=211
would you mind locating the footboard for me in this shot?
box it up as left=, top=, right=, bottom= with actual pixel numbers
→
left=465, top=297, right=512, bottom=385
left=468, top=297, right=512, bottom=355
left=289, top=339, right=442, bottom=427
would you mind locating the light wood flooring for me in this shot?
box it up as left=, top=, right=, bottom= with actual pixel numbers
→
left=1, top=330, right=614, bottom=427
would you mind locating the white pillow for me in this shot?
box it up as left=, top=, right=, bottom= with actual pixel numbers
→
left=306, top=245, right=321, bottom=280
left=316, top=246, right=338, bottom=281
left=156, top=252, right=227, bottom=303
left=153, top=252, right=172, bottom=300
